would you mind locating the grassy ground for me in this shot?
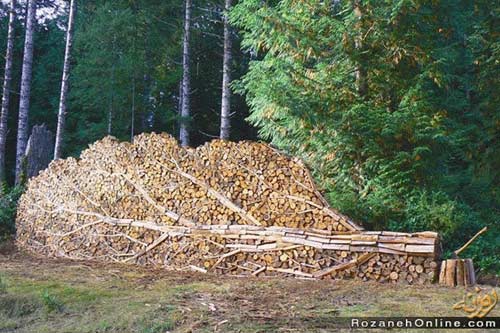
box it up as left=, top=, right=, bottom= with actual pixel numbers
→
left=0, top=242, right=498, bottom=333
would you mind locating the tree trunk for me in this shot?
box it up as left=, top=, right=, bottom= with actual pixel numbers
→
left=354, top=1, right=367, bottom=98
left=15, top=0, right=36, bottom=185
left=179, top=0, right=192, bottom=147
left=130, top=3, right=138, bottom=142
left=54, top=0, right=77, bottom=160
left=130, top=77, right=135, bottom=142
left=142, top=75, right=153, bottom=131
left=107, top=102, right=112, bottom=135
left=176, top=80, right=182, bottom=138
left=0, top=0, right=17, bottom=182
left=142, top=41, right=153, bottom=131
left=219, top=0, right=232, bottom=140
left=108, top=64, right=115, bottom=136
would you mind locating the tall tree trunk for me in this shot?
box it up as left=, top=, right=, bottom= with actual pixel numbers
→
left=107, top=104, right=112, bottom=135
left=15, top=0, right=36, bottom=184
left=0, top=0, right=17, bottom=182
left=142, top=73, right=152, bottom=131
left=176, top=80, right=182, bottom=137
left=179, top=0, right=192, bottom=147
left=142, top=39, right=153, bottom=131
left=354, top=1, right=367, bottom=98
left=130, top=77, right=135, bottom=142
left=219, top=0, right=232, bottom=140
left=130, top=2, right=138, bottom=142
left=54, top=0, right=76, bottom=160
left=108, top=64, right=115, bottom=135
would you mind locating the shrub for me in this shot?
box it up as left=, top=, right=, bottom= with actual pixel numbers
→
left=41, top=290, right=63, bottom=313
left=0, top=184, right=24, bottom=239
left=388, top=190, right=499, bottom=275
left=0, top=276, right=6, bottom=294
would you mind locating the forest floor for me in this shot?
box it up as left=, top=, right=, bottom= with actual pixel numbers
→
left=0, top=241, right=498, bottom=333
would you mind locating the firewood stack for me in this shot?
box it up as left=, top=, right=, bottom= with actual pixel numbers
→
left=16, top=133, right=440, bottom=284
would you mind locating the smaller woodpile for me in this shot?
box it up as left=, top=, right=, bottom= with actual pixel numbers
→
left=16, top=133, right=440, bottom=284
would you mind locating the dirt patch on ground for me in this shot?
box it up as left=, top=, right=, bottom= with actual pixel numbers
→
left=0, top=238, right=16, bottom=255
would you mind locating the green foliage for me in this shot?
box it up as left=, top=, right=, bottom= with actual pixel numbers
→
left=141, top=321, right=176, bottom=333
left=66, top=0, right=255, bottom=156
left=0, top=0, right=256, bottom=184
left=41, top=289, right=64, bottom=313
left=0, top=184, right=23, bottom=238
left=0, top=276, right=6, bottom=294
left=232, top=0, right=499, bottom=273
left=137, top=304, right=179, bottom=333
left=0, top=294, right=40, bottom=318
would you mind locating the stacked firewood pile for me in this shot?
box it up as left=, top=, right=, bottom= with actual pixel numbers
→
left=16, top=133, right=440, bottom=284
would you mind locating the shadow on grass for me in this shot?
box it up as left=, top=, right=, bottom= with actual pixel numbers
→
left=0, top=293, right=41, bottom=318
left=135, top=304, right=181, bottom=333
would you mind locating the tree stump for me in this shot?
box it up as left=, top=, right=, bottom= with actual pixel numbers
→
left=439, top=259, right=476, bottom=287
left=23, top=124, right=54, bottom=179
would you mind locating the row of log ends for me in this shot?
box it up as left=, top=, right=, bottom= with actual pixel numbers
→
left=16, top=132, right=441, bottom=284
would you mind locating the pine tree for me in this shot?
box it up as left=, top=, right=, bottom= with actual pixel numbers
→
left=231, top=0, right=496, bottom=255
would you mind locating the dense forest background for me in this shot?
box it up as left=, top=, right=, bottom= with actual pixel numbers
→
left=0, top=0, right=498, bottom=275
